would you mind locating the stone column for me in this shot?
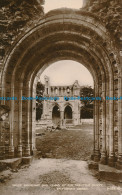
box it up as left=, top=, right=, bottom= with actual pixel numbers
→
left=116, top=63, right=122, bottom=170
left=78, top=102, right=80, bottom=125
left=72, top=110, right=75, bottom=126
left=61, top=87, right=63, bottom=96
left=31, top=83, right=37, bottom=156
left=60, top=110, right=64, bottom=128
left=50, top=87, right=52, bottom=96
left=64, top=87, right=67, bottom=96
left=8, top=87, right=14, bottom=158
left=52, top=87, right=55, bottom=96
left=108, top=78, right=115, bottom=167
left=94, top=82, right=100, bottom=162
left=91, top=97, right=95, bottom=160
left=24, top=86, right=31, bottom=157
left=43, top=100, right=47, bottom=117
left=100, top=79, right=107, bottom=164
left=57, top=87, right=59, bottom=96
left=17, top=83, right=23, bottom=157
left=0, top=120, right=5, bottom=159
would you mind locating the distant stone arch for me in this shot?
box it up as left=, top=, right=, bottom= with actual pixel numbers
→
left=52, top=105, right=60, bottom=125
left=64, top=105, right=72, bottom=120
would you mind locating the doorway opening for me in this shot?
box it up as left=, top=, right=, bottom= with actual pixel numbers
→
left=52, top=105, right=60, bottom=126
left=64, top=105, right=72, bottom=119
left=35, top=60, right=94, bottom=161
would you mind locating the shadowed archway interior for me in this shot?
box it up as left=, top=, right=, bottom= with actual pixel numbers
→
left=64, top=106, right=72, bottom=120
left=52, top=105, right=60, bottom=125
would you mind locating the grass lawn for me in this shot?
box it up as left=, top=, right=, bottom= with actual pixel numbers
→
left=36, top=124, right=93, bottom=161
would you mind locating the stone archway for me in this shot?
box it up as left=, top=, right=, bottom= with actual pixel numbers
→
left=64, top=105, right=72, bottom=120
left=0, top=9, right=121, bottom=170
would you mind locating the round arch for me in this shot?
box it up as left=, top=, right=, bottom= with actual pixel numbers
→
left=0, top=9, right=121, bottom=169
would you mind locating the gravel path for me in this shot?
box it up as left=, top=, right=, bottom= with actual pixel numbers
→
left=0, top=125, right=121, bottom=195
left=0, top=159, right=121, bottom=195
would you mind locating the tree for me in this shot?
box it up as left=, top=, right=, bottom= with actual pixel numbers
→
left=36, top=82, right=45, bottom=121
left=80, top=86, right=94, bottom=106
left=80, top=86, right=94, bottom=119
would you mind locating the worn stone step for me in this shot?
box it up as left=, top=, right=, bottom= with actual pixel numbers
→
left=0, top=158, right=22, bottom=170
left=99, top=164, right=122, bottom=182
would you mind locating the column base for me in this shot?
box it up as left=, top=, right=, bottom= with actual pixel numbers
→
left=91, top=154, right=94, bottom=160
left=0, top=146, right=5, bottom=160
left=94, top=150, right=101, bottom=162
left=24, top=145, right=30, bottom=157
left=88, top=160, right=99, bottom=170
left=91, top=150, right=95, bottom=160
left=32, top=148, right=37, bottom=156
left=108, top=154, right=115, bottom=167
left=17, top=145, right=22, bottom=158
left=8, top=146, right=14, bottom=159
left=22, top=156, right=33, bottom=164
left=115, top=156, right=122, bottom=170
left=100, top=151, right=107, bottom=165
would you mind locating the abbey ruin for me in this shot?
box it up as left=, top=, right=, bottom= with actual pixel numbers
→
left=0, top=0, right=121, bottom=176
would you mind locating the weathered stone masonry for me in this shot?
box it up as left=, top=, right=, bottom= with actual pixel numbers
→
left=0, top=1, right=121, bottom=170
left=37, top=76, right=82, bottom=128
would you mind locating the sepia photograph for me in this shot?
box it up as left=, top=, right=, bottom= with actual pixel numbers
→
left=0, top=0, right=122, bottom=194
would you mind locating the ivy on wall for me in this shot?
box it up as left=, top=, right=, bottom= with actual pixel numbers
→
left=0, top=0, right=44, bottom=60
left=83, top=0, right=121, bottom=47
left=0, top=0, right=121, bottom=62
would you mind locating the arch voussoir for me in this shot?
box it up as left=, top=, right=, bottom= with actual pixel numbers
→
left=0, top=9, right=121, bottom=170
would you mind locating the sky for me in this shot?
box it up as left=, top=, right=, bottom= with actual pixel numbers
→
left=41, top=1, right=93, bottom=87
left=44, top=0, right=83, bottom=13
left=40, top=60, right=93, bottom=87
